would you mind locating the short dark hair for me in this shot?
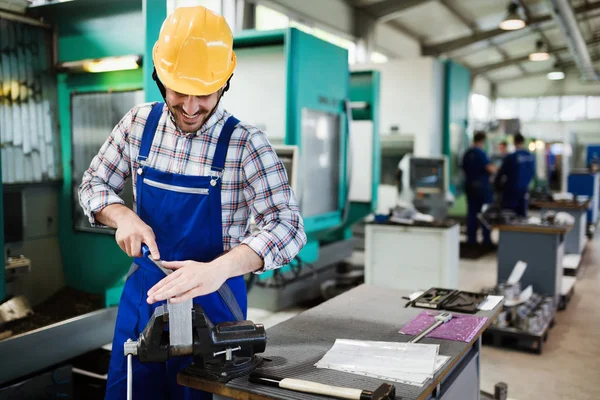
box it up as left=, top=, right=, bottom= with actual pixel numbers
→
left=474, top=131, right=486, bottom=143
left=499, top=141, right=507, bottom=147
left=514, top=133, right=525, bottom=145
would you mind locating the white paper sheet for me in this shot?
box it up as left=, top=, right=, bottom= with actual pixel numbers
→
left=478, top=295, right=504, bottom=311
left=314, top=339, right=447, bottom=387
left=315, top=339, right=439, bottom=375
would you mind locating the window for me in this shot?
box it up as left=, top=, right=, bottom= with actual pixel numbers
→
left=560, top=96, right=586, bottom=121
left=517, top=98, right=537, bottom=122
left=587, top=96, right=600, bottom=119
left=470, top=94, right=491, bottom=121
left=494, top=98, right=519, bottom=119
left=493, top=96, right=598, bottom=121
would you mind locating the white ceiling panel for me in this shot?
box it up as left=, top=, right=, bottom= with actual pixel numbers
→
left=497, top=31, right=544, bottom=55
left=391, top=1, right=472, bottom=45
left=486, top=65, right=524, bottom=81
left=523, top=0, right=550, bottom=18
left=458, top=47, right=505, bottom=67
left=444, top=0, right=505, bottom=31
left=523, top=58, right=556, bottom=73
left=541, top=27, right=567, bottom=49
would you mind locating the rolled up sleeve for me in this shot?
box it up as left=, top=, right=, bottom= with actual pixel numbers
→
left=78, top=109, right=134, bottom=226
left=241, top=131, right=307, bottom=272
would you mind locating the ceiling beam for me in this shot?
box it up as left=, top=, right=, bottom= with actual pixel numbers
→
left=517, top=0, right=564, bottom=64
left=422, top=1, right=600, bottom=56
left=473, top=36, right=600, bottom=74
left=439, top=0, right=528, bottom=74
left=493, top=54, right=600, bottom=82
left=359, top=0, right=434, bottom=22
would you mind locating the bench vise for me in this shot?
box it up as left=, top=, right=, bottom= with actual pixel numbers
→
left=124, top=303, right=266, bottom=395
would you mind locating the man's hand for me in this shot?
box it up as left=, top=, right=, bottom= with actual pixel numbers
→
left=146, top=244, right=263, bottom=304
left=146, top=261, right=229, bottom=304
left=96, top=204, right=160, bottom=259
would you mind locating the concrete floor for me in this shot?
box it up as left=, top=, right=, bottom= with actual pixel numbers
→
left=249, top=230, right=600, bottom=400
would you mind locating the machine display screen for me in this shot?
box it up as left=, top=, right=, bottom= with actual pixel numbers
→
left=300, top=109, right=341, bottom=217
left=411, top=159, right=445, bottom=192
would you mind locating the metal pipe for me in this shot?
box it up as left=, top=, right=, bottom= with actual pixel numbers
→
left=545, top=0, right=599, bottom=81
left=0, top=10, right=51, bottom=29
left=127, top=353, right=132, bottom=400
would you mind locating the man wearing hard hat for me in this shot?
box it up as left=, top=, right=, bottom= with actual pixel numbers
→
left=78, top=6, right=306, bottom=399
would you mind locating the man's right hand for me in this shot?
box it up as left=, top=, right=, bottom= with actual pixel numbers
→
left=95, top=204, right=160, bottom=260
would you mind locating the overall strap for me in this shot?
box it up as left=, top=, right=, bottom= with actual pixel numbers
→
left=211, top=116, right=240, bottom=173
left=138, top=102, right=164, bottom=162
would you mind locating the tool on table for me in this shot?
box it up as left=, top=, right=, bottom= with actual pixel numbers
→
left=409, top=312, right=452, bottom=343
left=249, top=373, right=396, bottom=400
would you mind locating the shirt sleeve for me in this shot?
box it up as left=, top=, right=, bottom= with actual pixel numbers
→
left=240, top=130, right=307, bottom=272
left=78, top=108, right=134, bottom=226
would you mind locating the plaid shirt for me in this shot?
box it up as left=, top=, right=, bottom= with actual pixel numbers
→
left=78, top=102, right=306, bottom=272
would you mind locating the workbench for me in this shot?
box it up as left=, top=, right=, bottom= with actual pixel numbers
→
left=495, top=223, right=572, bottom=308
left=532, top=200, right=590, bottom=276
left=364, top=221, right=459, bottom=291
left=178, top=284, right=503, bottom=400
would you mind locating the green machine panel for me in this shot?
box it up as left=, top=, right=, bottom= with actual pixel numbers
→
left=444, top=60, right=471, bottom=218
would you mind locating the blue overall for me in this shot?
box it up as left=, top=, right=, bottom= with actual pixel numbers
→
left=462, top=147, right=492, bottom=245
left=105, top=103, right=247, bottom=400
left=499, top=149, right=535, bottom=217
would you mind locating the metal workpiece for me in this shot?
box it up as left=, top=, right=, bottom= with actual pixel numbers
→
left=0, top=295, right=33, bottom=324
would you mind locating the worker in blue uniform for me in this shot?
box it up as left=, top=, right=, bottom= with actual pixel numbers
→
left=462, top=132, right=497, bottom=246
left=78, top=6, right=306, bottom=400
left=497, top=133, right=535, bottom=216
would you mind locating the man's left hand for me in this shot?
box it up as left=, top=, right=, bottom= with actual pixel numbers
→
left=146, top=260, right=229, bottom=304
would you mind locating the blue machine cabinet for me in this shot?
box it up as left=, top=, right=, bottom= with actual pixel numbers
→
left=568, top=170, right=599, bottom=228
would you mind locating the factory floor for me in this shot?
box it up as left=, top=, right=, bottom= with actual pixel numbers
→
left=248, top=229, right=600, bottom=400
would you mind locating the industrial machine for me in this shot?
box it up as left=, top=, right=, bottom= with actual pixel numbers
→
left=397, top=155, right=453, bottom=221
left=222, top=28, right=375, bottom=311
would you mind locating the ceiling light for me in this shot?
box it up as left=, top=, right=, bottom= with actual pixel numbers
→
left=529, top=40, right=549, bottom=61
left=528, top=142, right=536, bottom=152
left=547, top=71, right=565, bottom=80
left=500, top=2, right=526, bottom=30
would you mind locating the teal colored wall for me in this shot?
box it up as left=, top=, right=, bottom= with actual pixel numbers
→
left=31, top=0, right=143, bottom=63
left=33, top=1, right=145, bottom=293
left=144, top=0, right=167, bottom=102
left=443, top=61, right=471, bottom=218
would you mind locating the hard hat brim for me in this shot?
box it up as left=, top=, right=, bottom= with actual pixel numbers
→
left=152, top=43, right=236, bottom=97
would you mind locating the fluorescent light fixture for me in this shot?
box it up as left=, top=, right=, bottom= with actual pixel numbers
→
left=58, top=55, right=142, bottom=74
left=85, top=56, right=140, bottom=73
left=547, top=71, right=565, bottom=80
left=500, top=2, right=526, bottom=30
left=529, top=40, right=549, bottom=61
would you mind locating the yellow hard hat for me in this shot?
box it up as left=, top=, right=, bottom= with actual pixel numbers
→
left=152, top=6, right=236, bottom=96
